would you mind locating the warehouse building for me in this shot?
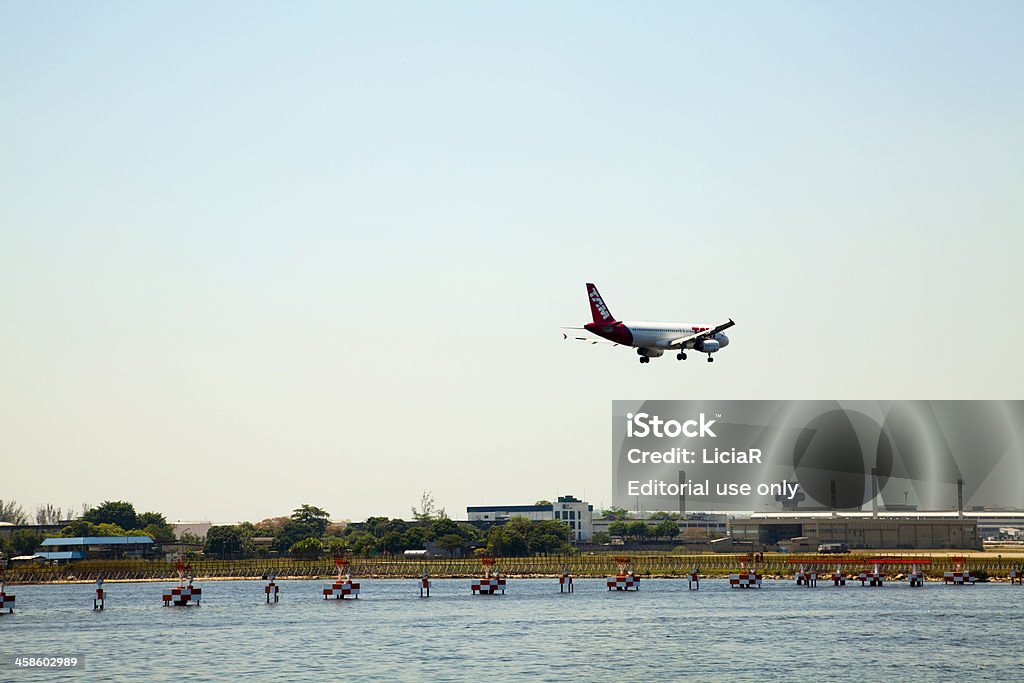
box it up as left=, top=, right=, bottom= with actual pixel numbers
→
left=731, top=512, right=982, bottom=550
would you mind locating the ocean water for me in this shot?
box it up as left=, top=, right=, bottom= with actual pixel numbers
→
left=3, top=579, right=1021, bottom=681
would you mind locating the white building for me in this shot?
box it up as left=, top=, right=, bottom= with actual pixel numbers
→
left=467, top=495, right=594, bottom=542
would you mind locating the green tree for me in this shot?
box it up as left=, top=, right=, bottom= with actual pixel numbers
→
left=291, top=505, right=331, bottom=537
left=205, top=526, right=246, bottom=559
left=654, top=519, right=679, bottom=540
left=60, top=519, right=99, bottom=537
left=94, top=523, right=127, bottom=537
left=651, top=511, right=680, bottom=520
left=438, top=533, right=464, bottom=557
left=534, top=500, right=552, bottom=506
left=592, top=531, right=612, bottom=545
left=83, top=501, right=138, bottom=531
left=364, top=517, right=391, bottom=538
left=486, top=524, right=528, bottom=556
left=608, top=521, right=629, bottom=539
left=429, top=518, right=460, bottom=540
left=9, top=530, right=42, bottom=555
left=627, top=521, right=651, bottom=541
left=601, top=506, right=630, bottom=521
left=289, top=537, right=324, bottom=560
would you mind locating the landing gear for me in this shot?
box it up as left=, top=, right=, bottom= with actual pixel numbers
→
left=707, top=355, right=714, bottom=363
left=676, top=352, right=687, bottom=361
left=639, top=356, right=650, bottom=364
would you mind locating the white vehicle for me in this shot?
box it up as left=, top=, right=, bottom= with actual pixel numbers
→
left=564, top=283, right=735, bottom=365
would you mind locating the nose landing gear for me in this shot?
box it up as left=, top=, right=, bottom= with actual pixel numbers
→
left=707, top=355, right=714, bottom=363
left=676, top=352, right=687, bottom=361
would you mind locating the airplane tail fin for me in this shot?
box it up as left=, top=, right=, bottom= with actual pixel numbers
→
left=586, top=283, right=617, bottom=324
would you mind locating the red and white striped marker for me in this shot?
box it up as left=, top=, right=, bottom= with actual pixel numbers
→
left=420, top=571, right=430, bottom=598
left=858, top=563, right=883, bottom=587
left=559, top=572, right=574, bottom=593
left=729, top=571, right=761, bottom=588
left=0, top=581, right=14, bottom=613
left=832, top=565, right=846, bottom=586
left=473, top=558, right=506, bottom=595
left=909, top=564, right=924, bottom=587
left=324, top=559, right=360, bottom=599
left=607, top=573, right=639, bottom=591
left=265, top=574, right=280, bottom=603
left=795, top=564, right=817, bottom=587
left=94, top=577, right=106, bottom=610
left=943, top=570, right=975, bottom=585
left=688, top=568, right=700, bottom=590
left=163, top=562, right=202, bottom=606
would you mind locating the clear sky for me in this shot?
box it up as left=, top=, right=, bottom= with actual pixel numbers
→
left=2, top=2, right=1022, bottom=523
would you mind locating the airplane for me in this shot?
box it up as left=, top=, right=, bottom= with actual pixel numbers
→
left=563, top=283, right=735, bottom=364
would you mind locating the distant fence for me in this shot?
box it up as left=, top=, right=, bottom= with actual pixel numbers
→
left=4, top=552, right=1023, bottom=584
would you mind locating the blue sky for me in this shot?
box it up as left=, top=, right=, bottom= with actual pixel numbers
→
left=2, top=2, right=1022, bottom=522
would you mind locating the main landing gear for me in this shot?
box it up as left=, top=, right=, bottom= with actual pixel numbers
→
left=639, top=356, right=650, bottom=364
left=676, top=352, right=687, bottom=361
left=707, top=355, right=714, bottom=363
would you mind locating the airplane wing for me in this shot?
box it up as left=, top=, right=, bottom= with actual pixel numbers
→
left=664, top=319, right=735, bottom=348
left=561, top=328, right=620, bottom=346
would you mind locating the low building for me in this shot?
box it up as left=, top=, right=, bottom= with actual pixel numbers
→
left=730, top=512, right=983, bottom=551
left=171, top=521, right=213, bottom=541
left=36, top=536, right=157, bottom=561
left=592, top=512, right=729, bottom=540
left=467, top=495, right=594, bottom=542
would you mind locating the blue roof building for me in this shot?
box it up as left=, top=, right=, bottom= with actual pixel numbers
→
left=37, top=536, right=156, bottom=561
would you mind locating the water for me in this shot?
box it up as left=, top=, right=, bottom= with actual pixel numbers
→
left=3, top=579, right=1021, bottom=681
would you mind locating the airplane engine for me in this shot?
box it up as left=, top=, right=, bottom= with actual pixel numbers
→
left=638, top=348, right=664, bottom=358
left=714, top=332, right=730, bottom=347
left=698, top=339, right=721, bottom=353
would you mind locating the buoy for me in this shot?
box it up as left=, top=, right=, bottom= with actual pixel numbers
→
left=858, top=562, right=883, bottom=587
left=908, top=563, right=924, bottom=587
left=265, top=574, right=280, bottom=603
left=162, top=562, right=201, bottom=606
left=420, top=570, right=430, bottom=598
left=729, top=555, right=761, bottom=588
left=831, top=564, right=846, bottom=586
left=471, top=558, right=506, bottom=595
left=688, top=568, right=700, bottom=590
left=559, top=565, right=574, bottom=593
left=323, top=558, right=360, bottom=599
left=943, top=556, right=976, bottom=585
left=0, top=580, right=14, bottom=613
left=607, top=556, right=639, bottom=591
left=795, top=563, right=817, bottom=587
left=94, top=576, right=106, bottom=610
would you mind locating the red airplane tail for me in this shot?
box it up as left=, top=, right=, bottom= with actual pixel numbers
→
left=586, top=283, right=617, bottom=325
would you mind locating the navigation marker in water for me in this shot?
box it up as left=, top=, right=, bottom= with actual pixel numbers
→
left=688, top=567, right=700, bottom=590
left=0, top=580, right=14, bottom=613
left=163, top=562, right=202, bottom=606
left=420, top=570, right=430, bottom=598
left=324, top=558, right=360, bottom=599
left=795, top=563, right=817, bottom=587
left=471, top=558, right=506, bottom=595
left=94, top=576, right=106, bottom=610
left=607, top=556, right=639, bottom=591
left=265, top=574, right=280, bottom=603
left=943, top=556, right=976, bottom=585
left=729, top=555, right=761, bottom=588
left=559, top=564, right=574, bottom=593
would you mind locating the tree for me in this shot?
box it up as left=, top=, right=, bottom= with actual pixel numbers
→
left=486, top=524, right=528, bottom=556
left=651, top=511, right=680, bottom=520
left=411, top=490, right=447, bottom=522
left=534, top=500, right=552, bottom=506
left=83, top=501, right=138, bottom=531
left=592, top=531, right=612, bottom=545
left=94, top=523, right=127, bottom=537
left=205, top=526, right=245, bottom=559
left=654, top=519, right=679, bottom=540
left=289, top=537, right=324, bottom=560
left=60, top=519, right=99, bottom=537
left=438, top=533, right=464, bottom=557
left=0, top=500, right=28, bottom=525
left=601, top=506, right=630, bottom=521
left=35, top=504, right=64, bottom=525
left=9, top=530, right=42, bottom=555
left=627, top=521, right=651, bottom=541
left=364, top=517, right=392, bottom=538
left=608, top=521, right=629, bottom=540
left=291, top=505, right=331, bottom=537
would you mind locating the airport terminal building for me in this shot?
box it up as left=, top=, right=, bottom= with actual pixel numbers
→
left=731, top=512, right=983, bottom=551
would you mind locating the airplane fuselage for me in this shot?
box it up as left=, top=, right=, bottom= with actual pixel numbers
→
left=584, top=321, right=730, bottom=353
